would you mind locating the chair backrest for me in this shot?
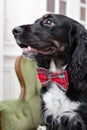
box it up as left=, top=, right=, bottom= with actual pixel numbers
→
left=15, top=55, right=41, bottom=101
left=15, top=56, right=42, bottom=127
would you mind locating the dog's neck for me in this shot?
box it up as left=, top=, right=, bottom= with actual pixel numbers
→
left=50, top=60, right=66, bottom=73
left=36, top=57, right=66, bottom=73
left=36, top=54, right=67, bottom=71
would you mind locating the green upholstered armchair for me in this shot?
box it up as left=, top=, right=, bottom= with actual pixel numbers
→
left=0, top=56, right=42, bottom=130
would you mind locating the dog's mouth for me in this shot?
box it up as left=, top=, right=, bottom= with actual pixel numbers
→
left=22, top=46, right=56, bottom=56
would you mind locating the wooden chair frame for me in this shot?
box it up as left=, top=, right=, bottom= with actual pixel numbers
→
left=15, top=55, right=26, bottom=99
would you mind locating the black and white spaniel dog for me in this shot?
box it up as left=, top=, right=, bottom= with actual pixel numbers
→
left=13, top=14, right=87, bottom=130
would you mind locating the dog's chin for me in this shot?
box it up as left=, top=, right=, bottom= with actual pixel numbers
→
left=22, top=46, right=56, bottom=59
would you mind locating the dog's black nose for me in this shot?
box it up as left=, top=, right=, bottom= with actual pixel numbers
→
left=12, top=27, right=23, bottom=36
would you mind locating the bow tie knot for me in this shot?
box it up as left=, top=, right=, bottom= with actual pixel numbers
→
left=37, top=67, right=69, bottom=92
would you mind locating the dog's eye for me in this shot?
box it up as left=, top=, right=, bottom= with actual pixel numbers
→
left=43, top=19, right=55, bottom=27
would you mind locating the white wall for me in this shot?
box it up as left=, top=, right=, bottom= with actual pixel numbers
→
left=0, top=0, right=4, bottom=100
left=67, top=0, right=80, bottom=20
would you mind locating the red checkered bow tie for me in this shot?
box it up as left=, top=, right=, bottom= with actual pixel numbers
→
left=37, top=68, right=69, bottom=92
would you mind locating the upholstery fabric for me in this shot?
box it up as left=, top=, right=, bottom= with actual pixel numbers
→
left=0, top=57, right=42, bottom=130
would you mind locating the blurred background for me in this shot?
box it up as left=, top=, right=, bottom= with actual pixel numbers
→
left=0, top=0, right=87, bottom=100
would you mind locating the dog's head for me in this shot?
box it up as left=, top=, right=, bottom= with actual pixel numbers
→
left=12, top=14, right=87, bottom=67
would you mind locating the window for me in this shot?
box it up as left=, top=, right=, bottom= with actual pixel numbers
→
left=80, top=0, right=86, bottom=22
left=47, top=0, right=55, bottom=12
left=80, top=7, right=86, bottom=21
left=81, top=0, right=86, bottom=3
left=59, top=0, right=66, bottom=15
left=46, top=0, right=67, bottom=15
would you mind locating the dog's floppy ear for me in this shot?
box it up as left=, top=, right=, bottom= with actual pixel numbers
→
left=67, top=29, right=87, bottom=90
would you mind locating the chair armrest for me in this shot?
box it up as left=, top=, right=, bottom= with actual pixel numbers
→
left=15, top=55, right=26, bottom=99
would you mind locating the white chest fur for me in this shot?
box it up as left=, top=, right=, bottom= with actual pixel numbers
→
left=43, top=83, right=80, bottom=120
left=42, top=60, right=80, bottom=121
